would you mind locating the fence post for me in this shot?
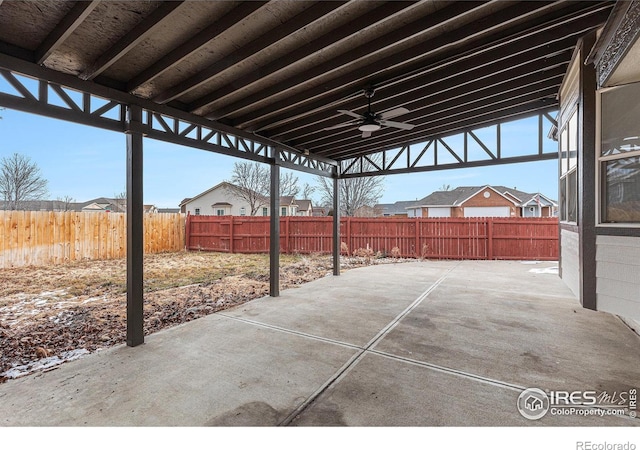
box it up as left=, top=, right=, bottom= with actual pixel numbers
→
left=284, top=215, right=290, bottom=254
left=229, top=215, right=234, bottom=253
left=185, top=212, right=191, bottom=251
left=487, top=218, right=494, bottom=260
left=415, top=218, right=420, bottom=257
left=346, top=216, right=351, bottom=254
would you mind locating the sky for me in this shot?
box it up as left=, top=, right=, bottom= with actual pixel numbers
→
left=0, top=106, right=559, bottom=209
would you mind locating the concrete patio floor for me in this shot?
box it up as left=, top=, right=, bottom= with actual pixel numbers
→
left=1, top=260, right=639, bottom=426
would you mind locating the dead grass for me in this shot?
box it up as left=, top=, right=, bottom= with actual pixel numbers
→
left=1, top=250, right=411, bottom=380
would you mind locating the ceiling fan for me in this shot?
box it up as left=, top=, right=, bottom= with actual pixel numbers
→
left=324, top=88, right=416, bottom=138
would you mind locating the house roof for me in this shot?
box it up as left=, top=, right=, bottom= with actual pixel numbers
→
left=296, top=199, right=312, bottom=211
left=376, top=201, right=416, bottom=215
left=410, top=185, right=556, bottom=208
left=280, top=196, right=296, bottom=206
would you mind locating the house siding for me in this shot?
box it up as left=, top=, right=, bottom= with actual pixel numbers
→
left=185, top=187, right=262, bottom=216
left=560, top=229, right=580, bottom=299
left=596, top=235, right=640, bottom=323
left=460, top=188, right=518, bottom=217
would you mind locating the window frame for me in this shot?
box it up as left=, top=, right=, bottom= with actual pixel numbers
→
left=596, top=84, right=640, bottom=227
left=559, top=104, right=579, bottom=224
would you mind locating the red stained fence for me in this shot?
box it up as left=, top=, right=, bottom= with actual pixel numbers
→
left=186, top=215, right=558, bottom=261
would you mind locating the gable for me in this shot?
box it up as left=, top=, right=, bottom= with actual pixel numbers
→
left=461, top=187, right=518, bottom=207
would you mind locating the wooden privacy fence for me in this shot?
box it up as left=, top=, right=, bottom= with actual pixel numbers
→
left=0, top=211, right=185, bottom=268
left=186, top=215, right=559, bottom=261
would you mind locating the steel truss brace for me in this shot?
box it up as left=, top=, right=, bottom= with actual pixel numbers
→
left=339, top=110, right=558, bottom=178
left=0, top=58, right=336, bottom=177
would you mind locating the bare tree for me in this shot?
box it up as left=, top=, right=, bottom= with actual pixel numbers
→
left=301, top=182, right=316, bottom=200
left=439, top=183, right=452, bottom=191
left=279, top=171, right=300, bottom=198
left=228, top=162, right=269, bottom=215
left=0, top=153, right=48, bottom=210
left=56, top=195, right=76, bottom=211
left=114, top=190, right=127, bottom=213
left=228, top=162, right=301, bottom=215
left=315, top=156, right=385, bottom=217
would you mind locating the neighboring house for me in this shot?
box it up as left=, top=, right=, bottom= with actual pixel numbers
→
left=353, top=205, right=381, bottom=217
left=144, top=205, right=158, bottom=214
left=158, top=208, right=180, bottom=214
left=295, top=199, right=313, bottom=216
left=374, top=200, right=417, bottom=217
left=312, top=206, right=329, bottom=217
left=180, top=182, right=259, bottom=216
left=0, top=200, right=76, bottom=211
left=180, top=182, right=312, bottom=217
left=406, top=185, right=557, bottom=218
left=79, top=197, right=126, bottom=213
left=279, top=196, right=298, bottom=216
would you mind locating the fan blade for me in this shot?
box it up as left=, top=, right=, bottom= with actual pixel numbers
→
left=378, top=119, right=415, bottom=130
left=337, top=109, right=364, bottom=120
left=362, top=130, right=372, bottom=138
left=323, top=121, right=358, bottom=130
left=378, top=107, right=410, bottom=120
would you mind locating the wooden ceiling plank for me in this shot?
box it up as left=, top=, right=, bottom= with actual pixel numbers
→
left=240, top=1, right=609, bottom=131
left=35, top=1, right=101, bottom=65
left=153, top=1, right=344, bottom=104
left=126, top=1, right=267, bottom=92
left=80, top=1, right=185, bottom=81
left=187, top=1, right=458, bottom=115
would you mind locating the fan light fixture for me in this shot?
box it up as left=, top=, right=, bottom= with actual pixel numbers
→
left=358, top=123, right=381, bottom=132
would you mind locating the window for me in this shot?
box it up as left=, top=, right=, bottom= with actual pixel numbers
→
left=216, top=209, right=225, bottom=216
left=559, top=107, right=578, bottom=223
left=240, top=207, right=246, bottom=216
left=194, top=208, right=200, bottom=216
left=281, top=206, right=287, bottom=216
left=262, top=207, right=268, bottom=216
left=599, top=82, right=640, bottom=223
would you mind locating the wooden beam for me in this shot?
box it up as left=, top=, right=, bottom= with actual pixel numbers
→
left=126, top=2, right=266, bottom=92
left=81, top=1, right=184, bottom=80
left=152, top=1, right=343, bottom=104
left=35, top=1, right=100, bottom=65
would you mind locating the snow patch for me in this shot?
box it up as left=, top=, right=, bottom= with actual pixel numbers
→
left=1, top=348, right=90, bottom=379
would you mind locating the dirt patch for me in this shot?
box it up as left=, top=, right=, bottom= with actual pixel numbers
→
left=0, top=251, right=411, bottom=381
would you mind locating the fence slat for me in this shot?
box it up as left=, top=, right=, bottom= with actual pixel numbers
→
left=185, top=216, right=558, bottom=261
left=0, top=211, right=185, bottom=268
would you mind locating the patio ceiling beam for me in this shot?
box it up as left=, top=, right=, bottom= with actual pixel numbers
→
left=237, top=0, right=562, bottom=130
left=190, top=1, right=482, bottom=117
left=270, top=41, right=573, bottom=143
left=324, top=96, right=557, bottom=162
left=35, top=0, right=100, bottom=65
left=340, top=151, right=559, bottom=179
left=0, top=53, right=336, bottom=177
left=152, top=1, right=343, bottom=105
left=313, top=83, right=560, bottom=159
left=80, top=1, right=184, bottom=81
left=126, top=1, right=267, bottom=92
left=336, top=110, right=558, bottom=178
left=231, top=1, right=607, bottom=131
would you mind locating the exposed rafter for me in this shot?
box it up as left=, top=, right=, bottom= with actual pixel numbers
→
left=80, top=1, right=184, bottom=81
left=126, top=1, right=267, bottom=92
left=152, top=1, right=343, bottom=105
left=35, top=1, right=100, bottom=65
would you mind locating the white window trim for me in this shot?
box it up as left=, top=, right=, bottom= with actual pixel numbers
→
left=596, top=85, right=640, bottom=228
